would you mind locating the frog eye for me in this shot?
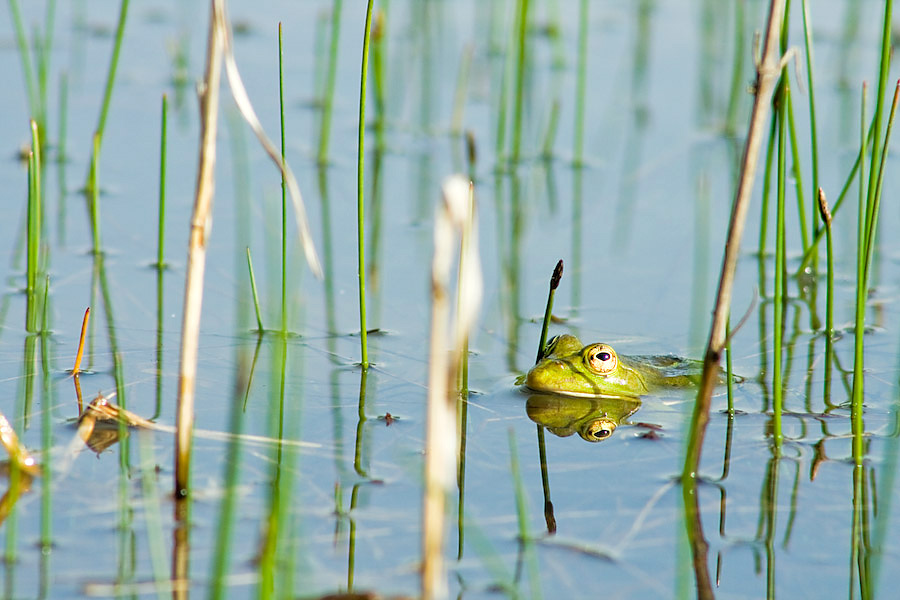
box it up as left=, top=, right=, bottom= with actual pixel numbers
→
left=586, top=344, right=617, bottom=374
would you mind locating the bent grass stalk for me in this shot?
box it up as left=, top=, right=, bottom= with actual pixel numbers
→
left=357, top=0, right=374, bottom=369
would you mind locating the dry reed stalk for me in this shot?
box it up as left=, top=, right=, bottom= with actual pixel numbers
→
left=684, top=0, right=785, bottom=477
left=72, top=307, right=90, bottom=375
left=175, top=0, right=323, bottom=497
left=175, top=0, right=224, bottom=498
left=422, top=176, right=481, bottom=600
left=0, top=411, right=39, bottom=477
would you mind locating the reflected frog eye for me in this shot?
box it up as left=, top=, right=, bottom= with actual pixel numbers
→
left=584, top=419, right=616, bottom=442
left=586, top=344, right=617, bottom=374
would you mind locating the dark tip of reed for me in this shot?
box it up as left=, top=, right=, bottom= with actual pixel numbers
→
left=550, top=259, right=563, bottom=290
left=465, top=130, right=477, bottom=166
left=817, top=187, right=831, bottom=226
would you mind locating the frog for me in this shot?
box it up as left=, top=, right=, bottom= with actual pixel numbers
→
left=523, top=334, right=711, bottom=399
left=525, top=394, right=642, bottom=442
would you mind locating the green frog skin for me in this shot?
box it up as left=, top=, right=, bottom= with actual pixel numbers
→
left=525, top=394, right=642, bottom=442
left=524, top=334, right=707, bottom=398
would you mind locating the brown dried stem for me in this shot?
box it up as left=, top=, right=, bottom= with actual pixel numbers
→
left=175, top=0, right=224, bottom=498
left=684, top=0, right=784, bottom=480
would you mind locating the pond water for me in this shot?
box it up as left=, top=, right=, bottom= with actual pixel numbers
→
left=2, top=0, right=900, bottom=598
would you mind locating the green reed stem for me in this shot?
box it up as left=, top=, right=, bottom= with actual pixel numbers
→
left=318, top=0, right=343, bottom=163
left=208, top=358, right=248, bottom=600
left=865, top=81, right=900, bottom=282
left=39, top=276, right=51, bottom=564
left=157, top=94, right=167, bottom=268
left=541, top=100, right=560, bottom=159
left=785, top=91, right=810, bottom=251
left=726, top=315, right=734, bottom=415
left=536, top=260, right=563, bottom=362
left=801, top=0, right=820, bottom=253
left=137, top=430, right=168, bottom=600
left=817, top=189, right=834, bottom=338
left=58, top=71, right=68, bottom=163
left=246, top=247, right=264, bottom=332
left=508, top=430, right=542, bottom=600
left=92, top=0, right=130, bottom=148
left=851, top=84, right=867, bottom=459
left=278, top=23, right=287, bottom=334
left=357, top=0, right=374, bottom=369
left=725, top=0, right=746, bottom=133
left=795, top=120, right=874, bottom=275
left=9, top=1, right=37, bottom=119
left=451, top=45, right=472, bottom=136
left=510, top=0, right=530, bottom=164
left=371, top=8, right=387, bottom=147
left=89, top=132, right=101, bottom=255
left=773, top=85, right=787, bottom=448
left=863, top=0, right=893, bottom=235
left=758, top=116, right=777, bottom=259
left=26, top=125, right=41, bottom=333
left=494, top=21, right=512, bottom=168
left=573, top=0, right=588, bottom=165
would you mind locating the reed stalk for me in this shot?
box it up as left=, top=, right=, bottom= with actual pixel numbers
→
left=851, top=84, right=867, bottom=463
left=422, top=176, right=481, bottom=600
left=175, top=0, right=224, bottom=498
left=72, top=307, right=90, bottom=374
left=8, top=1, right=38, bottom=124
left=772, top=82, right=788, bottom=447
left=318, top=0, right=344, bottom=164
left=92, top=0, right=130, bottom=148
left=785, top=92, right=809, bottom=251
left=536, top=260, right=563, bottom=362
left=801, top=0, right=820, bottom=256
left=89, top=133, right=101, bottom=255
left=817, top=189, right=834, bottom=337
left=278, top=23, right=287, bottom=334
left=26, top=122, right=42, bottom=334
left=851, top=80, right=899, bottom=454
left=510, top=0, right=530, bottom=164
left=137, top=430, right=168, bottom=600
left=357, top=0, right=375, bottom=368
left=157, top=94, right=168, bottom=269
left=245, top=248, right=264, bottom=332
left=0, top=411, right=38, bottom=477
left=573, top=0, right=588, bottom=165
left=684, top=0, right=783, bottom=478
left=508, top=430, right=542, bottom=600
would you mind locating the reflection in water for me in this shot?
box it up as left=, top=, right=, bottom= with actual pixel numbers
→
left=525, top=393, right=641, bottom=443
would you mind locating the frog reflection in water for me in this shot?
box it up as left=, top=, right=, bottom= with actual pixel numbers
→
left=526, top=394, right=641, bottom=443
left=524, top=334, right=707, bottom=399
